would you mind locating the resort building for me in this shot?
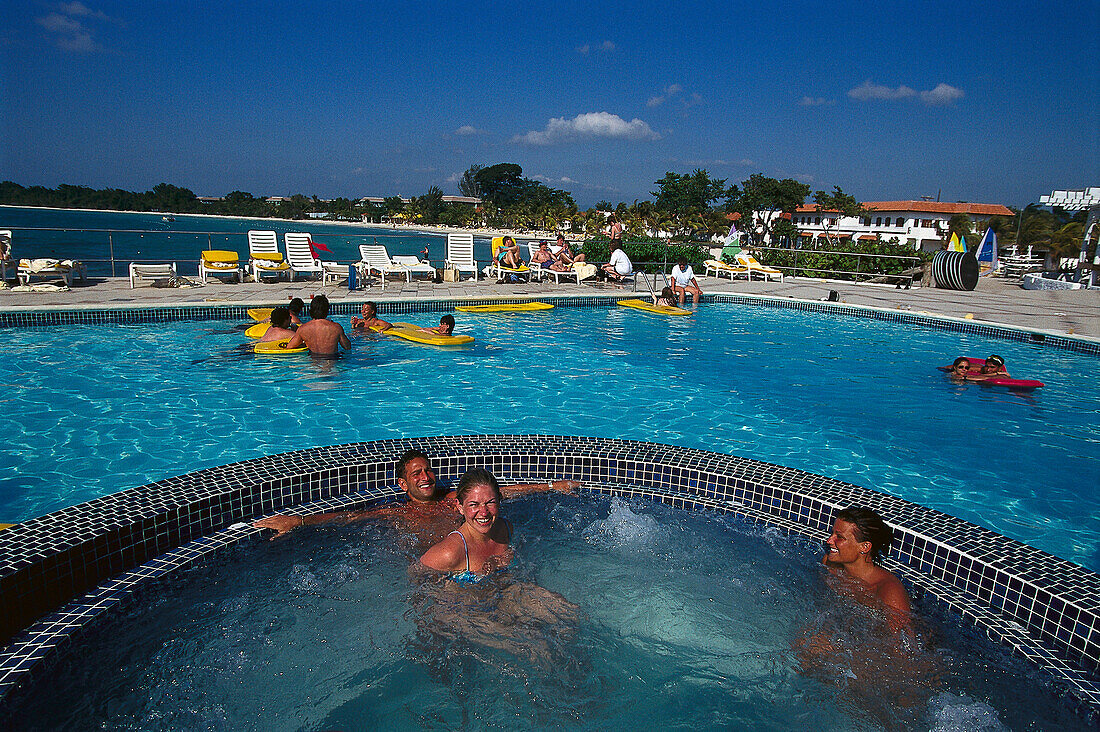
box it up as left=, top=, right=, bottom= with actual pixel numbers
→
left=777, top=200, right=1014, bottom=252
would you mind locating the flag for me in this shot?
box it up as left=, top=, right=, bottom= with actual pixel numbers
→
left=308, top=236, right=332, bottom=259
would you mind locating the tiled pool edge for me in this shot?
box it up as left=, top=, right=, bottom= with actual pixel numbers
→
left=0, top=436, right=1096, bottom=718
left=0, top=294, right=1097, bottom=354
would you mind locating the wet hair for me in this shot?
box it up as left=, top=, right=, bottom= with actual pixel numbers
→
left=952, top=357, right=970, bottom=369
left=309, top=294, right=329, bottom=319
left=986, top=354, right=1005, bottom=368
left=362, top=301, right=377, bottom=317
left=439, top=314, right=455, bottom=331
left=836, top=507, right=894, bottom=561
left=456, top=467, right=501, bottom=503
left=270, top=306, right=291, bottom=329
left=288, top=297, right=304, bottom=315
left=661, top=286, right=675, bottom=301
left=396, top=449, right=430, bottom=482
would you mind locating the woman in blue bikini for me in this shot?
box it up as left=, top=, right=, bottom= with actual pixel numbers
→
left=419, top=468, right=512, bottom=583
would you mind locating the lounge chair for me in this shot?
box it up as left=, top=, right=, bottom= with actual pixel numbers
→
left=128, top=262, right=177, bottom=288
left=392, top=255, right=436, bottom=281
left=17, top=258, right=88, bottom=286
left=704, top=246, right=749, bottom=280
left=199, top=250, right=243, bottom=283
left=445, top=233, right=479, bottom=280
left=358, top=244, right=410, bottom=291
left=248, top=230, right=292, bottom=282
left=491, top=237, right=530, bottom=282
left=0, top=230, right=13, bottom=281
left=284, top=233, right=333, bottom=282
left=526, top=242, right=577, bottom=284
left=736, top=251, right=783, bottom=281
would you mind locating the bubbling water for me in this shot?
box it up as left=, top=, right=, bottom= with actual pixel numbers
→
left=4, top=494, right=1089, bottom=730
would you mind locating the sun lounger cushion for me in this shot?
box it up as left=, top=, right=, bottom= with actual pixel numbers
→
left=252, top=252, right=285, bottom=263
left=202, top=250, right=240, bottom=267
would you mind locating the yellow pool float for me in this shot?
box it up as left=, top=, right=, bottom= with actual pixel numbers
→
left=254, top=338, right=309, bottom=355
left=455, top=302, right=554, bottom=313
left=616, top=299, right=693, bottom=316
left=377, top=322, right=475, bottom=346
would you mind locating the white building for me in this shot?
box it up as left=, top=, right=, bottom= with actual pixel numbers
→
left=777, top=200, right=1014, bottom=252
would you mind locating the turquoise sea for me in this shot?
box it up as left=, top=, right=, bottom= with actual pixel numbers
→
left=0, top=206, right=471, bottom=277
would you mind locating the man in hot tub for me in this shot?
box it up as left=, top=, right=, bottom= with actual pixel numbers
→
left=253, top=449, right=578, bottom=545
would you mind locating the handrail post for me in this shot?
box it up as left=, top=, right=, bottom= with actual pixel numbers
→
left=108, top=231, right=116, bottom=277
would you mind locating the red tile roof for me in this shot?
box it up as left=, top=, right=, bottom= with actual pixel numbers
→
left=795, top=201, right=1013, bottom=216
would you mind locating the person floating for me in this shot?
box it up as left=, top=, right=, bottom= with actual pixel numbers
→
left=420, top=314, right=455, bottom=336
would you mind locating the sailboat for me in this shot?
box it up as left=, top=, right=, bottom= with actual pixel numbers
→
left=947, top=232, right=967, bottom=252
left=974, top=228, right=998, bottom=275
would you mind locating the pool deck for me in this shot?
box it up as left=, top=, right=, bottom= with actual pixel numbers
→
left=2, top=272, right=1098, bottom=340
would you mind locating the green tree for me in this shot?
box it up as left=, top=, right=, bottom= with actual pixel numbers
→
left=947, top=213, right=974, bottom=245
left=414, top=185, right=445, bottom=224
left=458, top=165, right=483, bottom=198
left=813, top=186, right=865, bottom=248
left=474, top=163, right=525, bottom=207
left=651, top=169, right=728, bottom=239
left=728, top=174, right=810, bottom=246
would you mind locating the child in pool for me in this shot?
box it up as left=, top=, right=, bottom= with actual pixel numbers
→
left=420, top=314, right=455, bottom=336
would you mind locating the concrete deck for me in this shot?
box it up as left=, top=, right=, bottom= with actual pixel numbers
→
left=2, top=271, right=1098, bottom=341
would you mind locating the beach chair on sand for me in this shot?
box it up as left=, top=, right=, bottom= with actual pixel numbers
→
left=526, top=241, right=577, bottom=284
left=199, top=250, right=243, bottom=283
left=736, top=251, right=783, bottom=281
left=491, top=237, right=531, bottom=282
left=445, top=233, right=479, bottom=280
left=704, top=246, right=749, bottom=280
left=284, top=233, right=337, bottom=283
left=248, top=230, right=292, bottom=282
left=358, top=244, right=410, bottom=291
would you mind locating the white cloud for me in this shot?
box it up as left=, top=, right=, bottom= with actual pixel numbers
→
left=848, top=80, right=965, bottom=106
left=36, top=3, right=114, bottom=52
left=454, top=125, right=483, bottom=136
left=920, top=83, right=964, bottom=106
left=598, top=40, right=615, bottom=52
left=848, top=81, right=916, bottom=101
left=647, top=84, right=683, bottom=107
left=513, top=112, right=661, bottom=145
left=577, top=40, right=614, bottom=55
left=798, top=96, right=834, bottom=107
left=576, top=44, right=590, bottom=55
left=59, top=2, right=108, bottom=19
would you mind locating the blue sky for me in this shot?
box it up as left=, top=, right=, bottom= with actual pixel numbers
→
left=3, top=0, right=1098, bottom=209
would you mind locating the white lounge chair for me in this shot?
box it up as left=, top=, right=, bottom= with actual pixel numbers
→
left=248, top=230, right=292, bottom=282
left=526, top=242, right=577, bottom=284
left=736, top=251, right=783, bottom=281
left=284, top=233, right=326, bottom=282
left=199, top=250, right=243, bottom=283
left=392, top=255, right=436, bottom=281
left=0, top=230, right=13, bottom=281
left=358, top=244, right=410, bottom=291
left=445, top=233, right=479, bottom=280
left=704, top=246, right=749, bottom=280
left=129, top=262, right=177, bottom=288
left=17, top=258, right=88, bottom=286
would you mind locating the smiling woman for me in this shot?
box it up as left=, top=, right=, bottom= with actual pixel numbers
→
left=420, top=468, right=513, bottom=584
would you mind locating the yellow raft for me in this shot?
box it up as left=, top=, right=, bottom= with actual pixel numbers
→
left=378, top=322, right=475, bottom=346
left=254, top=338, right=309, bottom=355
left=245, top=322, right=270, bottom=338
left=616, top=299, right=693, bottom=316
left=247, top=308, right=274, bottom=322
left=455, top=302, right=554, bottom=313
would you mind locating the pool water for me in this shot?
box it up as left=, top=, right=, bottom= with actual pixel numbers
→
left=5, top=495, right=1087, bottom=730
left=2, top=304, right=1098, bottom=571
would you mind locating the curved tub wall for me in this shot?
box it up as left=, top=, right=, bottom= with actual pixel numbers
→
left=0, top=436, right=1097, bottom=713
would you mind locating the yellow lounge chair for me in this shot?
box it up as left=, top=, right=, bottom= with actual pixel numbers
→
left=199, top=250, right=243, bottom=283
left=491, top=237, right=531, bottom=282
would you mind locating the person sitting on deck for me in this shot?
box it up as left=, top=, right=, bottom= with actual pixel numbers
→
left=286, top=294, right=350, bottom=357
left=600, top=240, right=633, bottom=282
left=350, top=301, right=392, bottom=331
left=497, top=236, right=523, bottom=269
left=258, top=307, right=297, bottom=343
left=530, top=241, right=555, bottom=271
left=553, top=233, right=585, bottom=265
left=670, top=256, right=703, bottom=306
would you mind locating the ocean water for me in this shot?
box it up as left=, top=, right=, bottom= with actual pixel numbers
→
left=6, top=495, right=1089, bottom=730
left=2, top=304, right=1098, bottom=572
left=0, top=205, right=488, bottom=277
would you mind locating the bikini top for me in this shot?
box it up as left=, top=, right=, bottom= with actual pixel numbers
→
left=448, top=530, right=484, bottom=586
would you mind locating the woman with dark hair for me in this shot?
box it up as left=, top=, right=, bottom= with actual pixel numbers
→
left=419, top=468, right=512, bottom=584
left=824, top=507, right=911, bottom=618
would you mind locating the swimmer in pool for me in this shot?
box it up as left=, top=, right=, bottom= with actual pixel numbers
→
left=823, top=507, right=911, bottom=622
left=350, top=301, right=392, bottom=331
left=948, top=357, right=971, bottom=381
left=287, top=297, right=305, bottom=327
left=252, top=449, right=579, bottom=542
left=420, top=314, right=455, bottom=336
left=653, top=286, right=676, bottom=307
left=258, top=306, right=297, bottom=343
left=286, top=294, right=350, bottom=357
left=969, top=353, right=1009, bottom=380
left=419, top=468, right=512, bottom=582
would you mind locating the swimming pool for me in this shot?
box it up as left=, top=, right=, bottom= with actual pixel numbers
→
left=2, top=302, right=1097, bottom=572
left=4, top=494, right=1089, bottom=730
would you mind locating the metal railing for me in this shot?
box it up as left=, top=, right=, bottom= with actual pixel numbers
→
left=752, top=246, right=924, bottom=285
